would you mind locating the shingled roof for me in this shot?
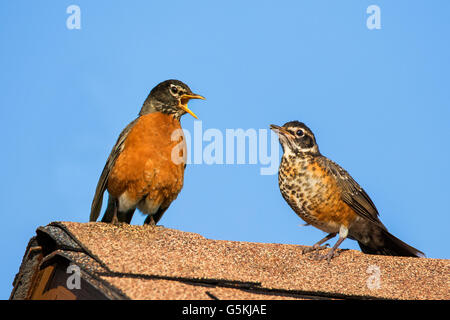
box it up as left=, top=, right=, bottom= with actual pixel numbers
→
left=10, top=222, right=449, bottom=300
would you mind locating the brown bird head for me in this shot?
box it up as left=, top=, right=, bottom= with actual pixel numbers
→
left=270, top=121, right=320, bottom=156
left=140, top=79, right=205, bottom=119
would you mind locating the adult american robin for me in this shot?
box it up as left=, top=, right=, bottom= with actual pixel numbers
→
left=90, top=79, right=205, bottom=225
left=270, top=121, right=424, bottom=261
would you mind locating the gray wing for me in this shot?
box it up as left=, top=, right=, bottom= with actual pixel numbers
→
left=89, top=118, right=139, bottom=221
left=319, top=156, right=385, bottom=228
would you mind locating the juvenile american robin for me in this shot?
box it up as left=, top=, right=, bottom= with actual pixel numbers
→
left=90, top=79, right=205, bottom=225
left=270, top=121, right=424, bottom=261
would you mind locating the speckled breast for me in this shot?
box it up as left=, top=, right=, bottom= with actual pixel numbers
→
left=278, top=154, right=354, bottom=233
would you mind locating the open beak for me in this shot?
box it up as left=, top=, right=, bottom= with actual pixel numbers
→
left=179, top=93, right=206, bottom=119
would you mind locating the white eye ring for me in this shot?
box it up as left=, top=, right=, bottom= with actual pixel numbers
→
left=170, top=85, right=179, bottom=95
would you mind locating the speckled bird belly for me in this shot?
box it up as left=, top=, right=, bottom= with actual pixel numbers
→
left=278, top=154, right=355, bottom=233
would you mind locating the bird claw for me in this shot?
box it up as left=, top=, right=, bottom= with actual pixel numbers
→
left=302, top=243, right=330, bottom=255
left=309, top=249, right=341, bottom=263
left=111, top=215, right=121, bottom=226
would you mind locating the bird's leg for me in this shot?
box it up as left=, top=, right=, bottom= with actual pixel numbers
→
left=111, top=199, right=120, bottom=226
left=314, top=226, right=348, bottom=262
left=143, top=207, right=167, bottom=227
left=321, top=236, right=346, bottom=262
left=143, top=215, right=156, bottom=226
left=302, top=233, right=337, bottom=254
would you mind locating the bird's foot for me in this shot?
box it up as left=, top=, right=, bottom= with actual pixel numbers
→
left=310, top=249, right=342, bottom=263
left=110, top=215, right=129, bottom=227
left=143, top=223, right=164, bottom=229
left=143, top=215, right=161, bottom=227
left=112, top=221, right=127, bottom=227
left=302, top=243, right=330, bottom=255
left=111, top=215, right=121, bottom=226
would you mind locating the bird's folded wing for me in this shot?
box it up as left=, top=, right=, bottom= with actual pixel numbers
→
left=320, top=157, right=385, bottom=228
left=89, top=118, right=139, bottom=221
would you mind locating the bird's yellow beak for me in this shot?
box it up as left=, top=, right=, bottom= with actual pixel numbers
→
left=179, top=93, right=206, bottom=119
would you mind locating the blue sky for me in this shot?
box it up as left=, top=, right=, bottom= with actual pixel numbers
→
left=1, top=1, right=449, bottom=299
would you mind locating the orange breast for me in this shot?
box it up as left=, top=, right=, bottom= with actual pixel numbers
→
left=305, top=162, right=357, bottom=228
left=107, top=112, right=186, bottom=204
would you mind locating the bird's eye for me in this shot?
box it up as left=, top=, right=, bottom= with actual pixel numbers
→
left=296, top=129, right=304, bottom=137
left=170, top=86, right=178, bottom=95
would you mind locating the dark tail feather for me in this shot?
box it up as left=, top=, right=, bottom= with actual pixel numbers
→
left=100, top=195, right=116, bottom=223
left=90, top=179, right=107, bottom=222
left=358, top=229, right=425, bottom=258
left=89, top=190, right=104, bottom=222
